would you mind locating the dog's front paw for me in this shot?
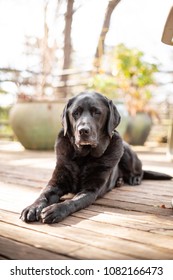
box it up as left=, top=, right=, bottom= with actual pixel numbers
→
left=20, top=201, right=47, bottom=222
left=41, top=202, right=70, bottom=224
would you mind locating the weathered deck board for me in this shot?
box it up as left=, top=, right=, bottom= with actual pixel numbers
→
left=0, top=236, right=71, bottom=260
left=0, top=141, right=173, bottom=259
left=1, top=209, right=173, bottom=259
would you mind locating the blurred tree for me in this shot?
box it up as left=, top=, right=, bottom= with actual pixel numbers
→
left=94, top=0, right=121, bottom=72
left=21, top=0, right=82, bottom=98
left=60, top=0, right=74, bottom=97
left=23, top=0, right=64, bottom=97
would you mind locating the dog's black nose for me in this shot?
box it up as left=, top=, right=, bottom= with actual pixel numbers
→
left=79, top=127, right=90, bottom=135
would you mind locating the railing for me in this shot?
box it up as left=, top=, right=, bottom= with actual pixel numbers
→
left=0, top=67, right=93, bottom=98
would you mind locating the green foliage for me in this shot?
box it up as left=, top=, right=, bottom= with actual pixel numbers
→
left=88, top=74, right=118, bottom=99
left=89, top=44, right=158, bottom=115
left=0, top=88, right=8, bottom=94
left=114, top=43, right=158, bottom=88
left=0, top=106, right=13, bottom=137
left=113, top=44, right=158, bottom=114
left=0, top=107, right=10, bottom=120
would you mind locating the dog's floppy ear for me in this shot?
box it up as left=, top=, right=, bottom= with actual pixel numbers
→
left=61, top=98, right=74, bottom=136
left=107, top=100, right=121, bottom=137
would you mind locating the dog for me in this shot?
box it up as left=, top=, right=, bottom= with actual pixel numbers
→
left=20, top=91, right=172, bottom=224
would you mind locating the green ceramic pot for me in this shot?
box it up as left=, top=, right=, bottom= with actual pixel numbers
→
left=9, top=101, right=66, bottom=150
left=124, top=112, right=152, bottom=145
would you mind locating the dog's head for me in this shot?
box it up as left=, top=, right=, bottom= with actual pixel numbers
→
left=62, top=91, right=120, bottom=156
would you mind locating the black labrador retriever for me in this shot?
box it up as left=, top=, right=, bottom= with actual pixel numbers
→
left=20, top=91, right=172, bottom=224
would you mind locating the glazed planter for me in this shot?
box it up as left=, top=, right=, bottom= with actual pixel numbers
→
left=124, top=112, right=152, bottom=146
left=9, top=100, right=66, bottom=150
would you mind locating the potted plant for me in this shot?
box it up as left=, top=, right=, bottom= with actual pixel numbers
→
left=9, top=95, right=66, bottom=150
left=89, top=44, right=159, bottom=145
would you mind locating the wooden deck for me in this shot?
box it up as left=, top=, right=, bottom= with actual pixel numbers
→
left=0, top=141, right=173, bottom=260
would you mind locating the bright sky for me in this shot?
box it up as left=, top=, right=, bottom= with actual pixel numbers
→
left=0, top=0, right=173, bottom=69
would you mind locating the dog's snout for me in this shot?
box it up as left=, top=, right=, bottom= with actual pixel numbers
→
left=79, top=127, right=90, bottom=136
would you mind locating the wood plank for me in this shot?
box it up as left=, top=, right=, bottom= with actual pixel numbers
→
left=109, top=184, right=173, bottom=198
left=104, top=191, right=172, bottom=208
left=0, top=180, right=173, bottom=218
left=0, top=168, right=49, bottom=187
left=60, top=216, right=173, bottom=254
left=1, top=183, right=172, bottom=211
left=0, top=256, right=9, bottom=260
left=73, top=209, right=173, bottom=233
left=1, top=210, right=172, bottom=259
left=0, top=221, right=133, bottom=260
left=0, top=151, right=53, bottom=186
left=95, top=198, right=173, bottom=216
left=0, top=179, right=172, bottom=226
left=68, top=245, right=134, bottom=260
left=1, top=210, right=173, bottom=259
left=0, top=181, right=40, bottom=195
left=0, top=184, right=173, bottom=234
left=0, top=210, right=146, bottom=259
left=113, top=182, right=173, bottom=194
left=0, top=236, right=71, bottom=260
left=0, top=221, right=82, bottom=259
left=85, top=205, right=173, bottom=225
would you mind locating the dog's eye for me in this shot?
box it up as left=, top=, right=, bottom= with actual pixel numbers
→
left=92, top=108, right=101, bottom=116
left=73, top=110, right=80, bottom=118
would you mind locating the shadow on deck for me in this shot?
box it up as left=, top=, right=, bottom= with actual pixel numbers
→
left=0, top=141, right=173, bottom=260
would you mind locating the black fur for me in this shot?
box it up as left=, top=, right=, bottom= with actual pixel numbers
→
left=20, top=91, right=172, bottom=224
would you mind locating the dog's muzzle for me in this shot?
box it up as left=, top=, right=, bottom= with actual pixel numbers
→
left=75, top=125, right=97, bottom=148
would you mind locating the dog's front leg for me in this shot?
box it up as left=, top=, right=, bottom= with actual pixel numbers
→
left=40, top=191, right=98, bottom=224
left=20, top=160, right=74, bottom=223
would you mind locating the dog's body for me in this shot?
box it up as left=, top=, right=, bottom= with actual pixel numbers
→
left=21, top=92, right=172, bottom=224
